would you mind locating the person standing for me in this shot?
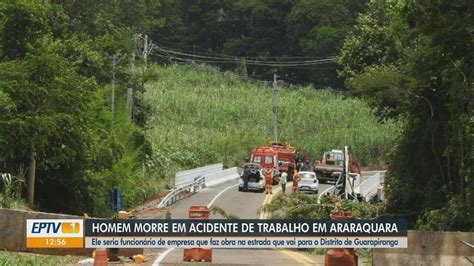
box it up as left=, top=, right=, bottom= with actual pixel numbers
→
left=292, top=169, right=301, bottom=193
left=302, top=160, right=311, bottom=171
left=296, top=160, right=303, bottom=172
left=280, top=172, right=288, bottom=194
left=264, top=168, right=273, bottom=194
left=243, top=172, right=249, bottom=192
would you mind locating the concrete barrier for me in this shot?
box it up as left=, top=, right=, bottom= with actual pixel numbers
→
left=0, top=208, right=92, bottom=256
left=0, top=208, right=141, bottom=257
left=373, top=230, right=474, bottom=266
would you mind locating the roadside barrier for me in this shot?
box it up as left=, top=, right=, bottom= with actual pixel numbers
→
left=158, top=164, right=240, bottom=208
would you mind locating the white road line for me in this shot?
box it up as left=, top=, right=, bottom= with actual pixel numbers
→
left=318, top=185, right=334, bottom=204
left=152, top=247, right=176, bottom=266
left=77, top=258, right=94, bottom=264
left=152, top=182, right=238, bottom=265
left=207, top=183, right=238, bottom=208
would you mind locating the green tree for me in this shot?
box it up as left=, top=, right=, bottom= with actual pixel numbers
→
left=284, top=0, right=366, bottom=87
left=338, top=0, right=473, bottom=230
left=0, top=36, right=96, bottom=210
left=0, top=1, right=67, bottom=60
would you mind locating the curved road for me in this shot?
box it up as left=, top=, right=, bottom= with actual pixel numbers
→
left=148, top=179, right=334, bottom=265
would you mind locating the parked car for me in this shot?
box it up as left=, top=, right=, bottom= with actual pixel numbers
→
left=238, top=163, right=265, bottom=192
left=297, top=171, right=319, bottom=194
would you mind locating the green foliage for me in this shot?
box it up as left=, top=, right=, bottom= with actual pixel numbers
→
left=0, top=1, right=148, bottom=216
left=0, top=1, right=68, bottom=60
left=285, top=0, right=366, bottom=87
left=337, top=1, right=402, bottom=79
left=261, top=193, right=383, bottom=220
left=0, top=173, right=27, bottom=209
left=338, top=0, right=473, bottom=230
left=209, top=205, right=240, bottom=219
left=144, top=64, right=399, bottom=187
left=147, top=0, right=369, bottom=88
left=0, top=251, right=83, bottom=266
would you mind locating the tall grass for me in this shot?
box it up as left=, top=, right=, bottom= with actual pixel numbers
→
left=0, top=251, right=83, bottom=265
left=0, top=173, right=27, bottom=210
left=143, top=64, right=400, bottom=187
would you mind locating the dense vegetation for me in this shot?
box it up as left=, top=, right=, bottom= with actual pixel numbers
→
left=338, top=1, right=473, bottom=230
left=24, top=0, right=368, bottom=88
left=142, top=64, right=398, bottom=193
left=0, top=1, right=149, bottom=216
left=0, top=0, right=380, bottom=216
left=262, top=193, right=383, bottom=220
left=0, top=251, right=82, bottom=265
left=0, top=0, right=471, bottom=232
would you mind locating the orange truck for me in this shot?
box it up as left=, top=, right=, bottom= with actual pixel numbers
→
left=267, top=141, right=297, bottom=179
left=250, top=141, right=297, bottom=184
left=313, top=149, right=361, bottom=183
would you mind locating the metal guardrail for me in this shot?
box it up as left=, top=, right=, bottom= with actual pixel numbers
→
left=317, top=172, right=383, bottom=204
left=174, top=163, right=223, bottom=188
left=158, top=164, right=239, bottom=209
left=157, top=176, right=206, bottom=208
left=358, top=172, right=381, bottom=202
left=461, top=240, right=474, bottom=264
left=203, top=167, right=240, bottom=187
left=318, top=186, right=335, bottom=204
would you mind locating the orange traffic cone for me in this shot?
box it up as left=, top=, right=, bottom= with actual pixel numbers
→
left=134, top=254, right=145, bottom=264
left=94, top=248, right=108, bottom=266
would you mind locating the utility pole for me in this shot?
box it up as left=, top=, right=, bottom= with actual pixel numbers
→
left=143, top=34, right=148, bottom=75
left=272, top=74, right=279, bottom=142
left=27, top=148, right=36, bottom=209
left=111, top=53, right=125, bottom=118
left=344, top=146, right=349, bottom=200
left=142, top=34, right=148, bottom=92
left=127, top=49, right=136, bottom=118
left=111, top=53, right=119, bottom=117
left=141, top=34, right=154, bottom=92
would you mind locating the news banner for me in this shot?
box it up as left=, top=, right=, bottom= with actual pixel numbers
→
left=26, top=219, right=407, bottom=249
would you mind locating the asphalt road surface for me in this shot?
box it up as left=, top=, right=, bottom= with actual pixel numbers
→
left=146, top=178, right=334, bottom=265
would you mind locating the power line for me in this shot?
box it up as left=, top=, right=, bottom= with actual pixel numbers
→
left=170, top=61, right=272, bottom=85
left=151, top=45, right=347, bottom=93
left=153, top=50, right=335, bottom=68
left=156, top=42, right=335, bottom=60
left=162, top=61, right=350, bottom=96
left=153, top=45, right=335, bottom=66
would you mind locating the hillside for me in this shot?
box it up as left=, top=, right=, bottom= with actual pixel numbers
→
left=143, top=64, right=400, bottom=186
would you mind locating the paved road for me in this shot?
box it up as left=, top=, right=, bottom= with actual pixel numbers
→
left=78, top=171, right=380, bottom=265
left=147, top=178, right=333, bottom=265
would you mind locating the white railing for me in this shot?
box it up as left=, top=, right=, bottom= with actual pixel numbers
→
left=358, top=172, right=381, bottom=202
left=318, top=186, right=335, bottom=204
left=203, top=167, right=240, bottom=187
left=157, top=176, right=206, bottom=208
left=158, top=164, right=240, bottom=208
left=174, top=163, right=223, bottom=188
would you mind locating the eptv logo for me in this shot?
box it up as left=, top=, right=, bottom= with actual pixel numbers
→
left=27, top=219, right=83, bottom=237
left=31, top=221, right=80, bottom=234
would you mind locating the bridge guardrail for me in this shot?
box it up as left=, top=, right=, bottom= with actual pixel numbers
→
left=158, top=176, right=206, bottom=208
left=204, top=167, right=240, bottom=187
left=175, top=163, right=223, bottom=188
left=158, top=164, right=240, bottom=209
left=358, top=172, right=381, bottom=202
